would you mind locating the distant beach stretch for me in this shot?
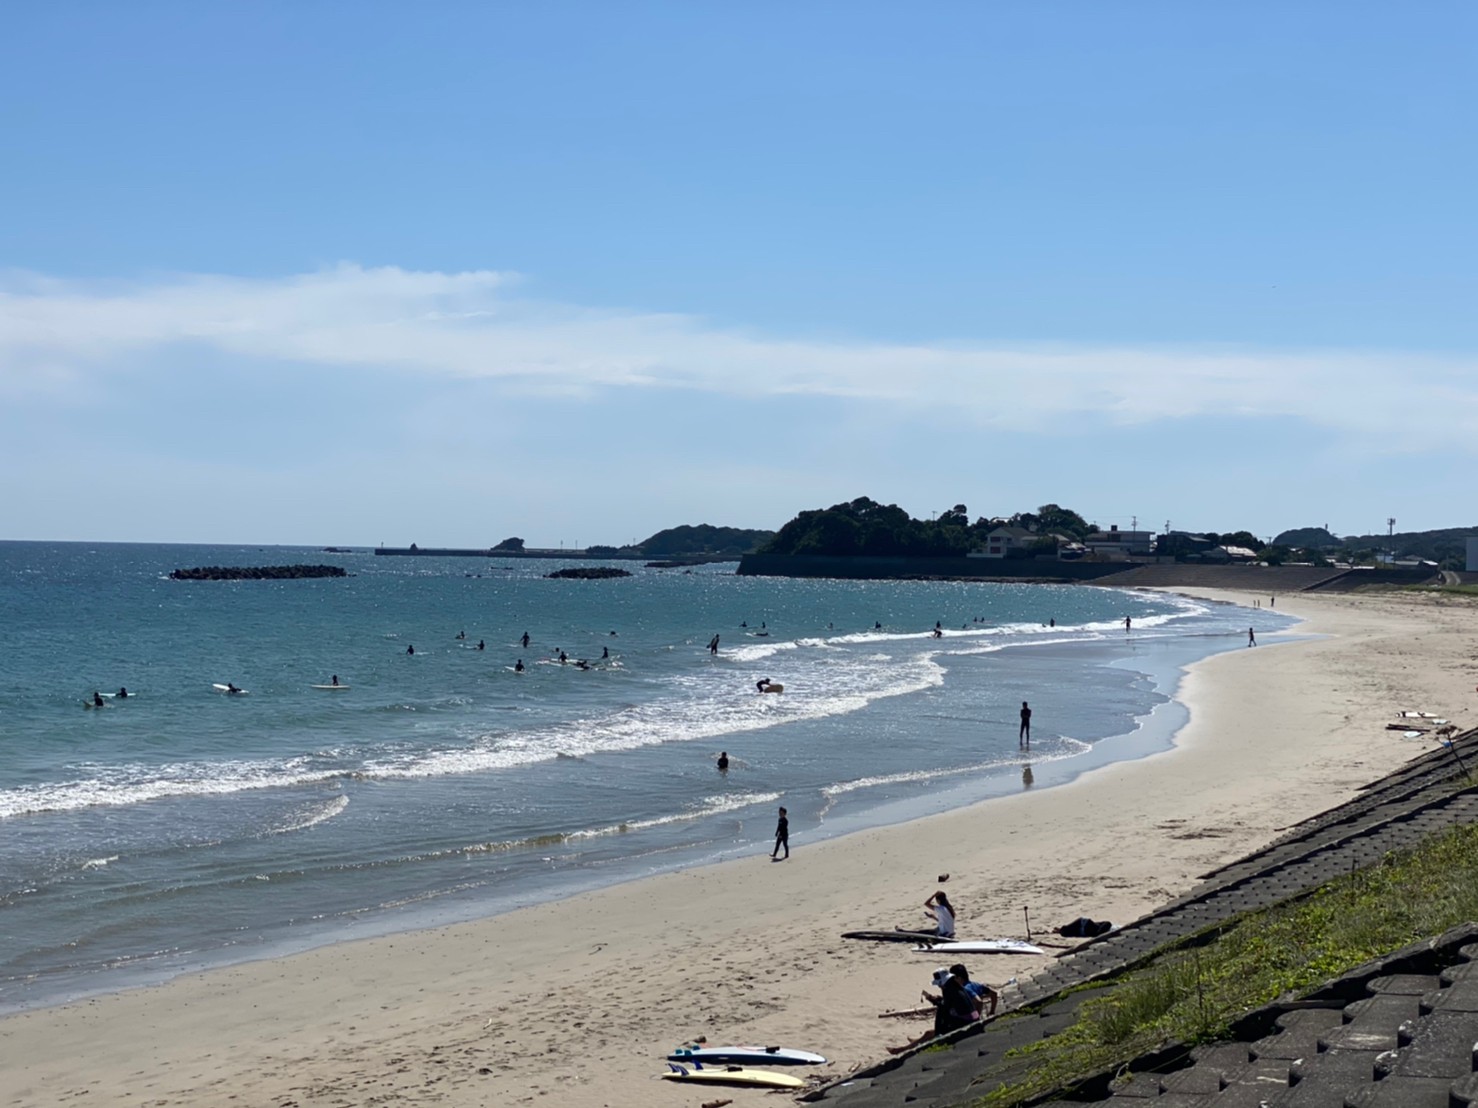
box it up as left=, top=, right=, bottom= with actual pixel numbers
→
left=2, top=543, right=1468, bottom=1107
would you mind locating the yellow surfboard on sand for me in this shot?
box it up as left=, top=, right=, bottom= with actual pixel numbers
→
left=661, top=1062, right=805, bottom=1089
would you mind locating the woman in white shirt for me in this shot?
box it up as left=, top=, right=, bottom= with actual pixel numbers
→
left=925, top=890, right=956, bottom=938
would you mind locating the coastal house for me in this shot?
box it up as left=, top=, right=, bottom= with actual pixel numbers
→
left=1202, top=544, right=1259, bottom=564
left=1083, top=525, right=1155, bottom=559
left=969, top=525, right=1038, bottom=559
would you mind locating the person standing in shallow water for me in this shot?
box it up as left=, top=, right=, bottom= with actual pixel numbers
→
left=771, top=806, right=789, bottom=860
left=1019, top=701, right=1032, bottom=748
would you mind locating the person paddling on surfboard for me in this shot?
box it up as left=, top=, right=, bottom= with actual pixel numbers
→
left=92, top=691, right=104, bottom=707
left=330, top=675, right=339, bottom=686
left=514, top=659, right=524, bottom=672
left=117, top=687, right=128, bottom=698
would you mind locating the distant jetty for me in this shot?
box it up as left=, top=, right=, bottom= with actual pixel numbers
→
left=545, top=567, right=632, bottom=580
left=169, top=565, right=349, bottom=581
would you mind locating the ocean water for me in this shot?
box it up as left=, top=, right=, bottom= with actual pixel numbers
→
left=0, top=541, right=1294, bottom=1012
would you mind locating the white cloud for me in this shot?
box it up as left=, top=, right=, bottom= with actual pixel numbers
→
left=2, top=263, right=1476, bottom=448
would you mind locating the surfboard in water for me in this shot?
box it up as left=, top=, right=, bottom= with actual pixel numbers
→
left=310, top=684, right=351, bottom=690
left=211, top=683, right=249, bottom=695
left=661, top=1062, right=805, bottom=1089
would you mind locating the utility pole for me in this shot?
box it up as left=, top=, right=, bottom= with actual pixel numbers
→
left=1387, top=518, right=1396, bottom=564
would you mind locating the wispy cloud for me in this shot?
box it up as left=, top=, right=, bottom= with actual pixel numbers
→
left=3, top=263, right=1475, bottom=448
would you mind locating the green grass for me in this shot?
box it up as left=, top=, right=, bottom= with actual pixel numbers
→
left=971, top=820, right=1478, bottom=1105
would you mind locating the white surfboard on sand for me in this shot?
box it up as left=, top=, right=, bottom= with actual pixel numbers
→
left=911, top=939, right=1046, bottom=955
left=668, top=1046, right=826, bottom=1066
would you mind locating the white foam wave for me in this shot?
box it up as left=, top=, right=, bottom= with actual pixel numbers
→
left=362, top=653, right=947, bottom=781
left=458, top=790, right=782, bottom=854
left=268, top=794, right=349, bottom=835
left=80, top=855, right=120, bottom=869
left=820, top=738, right=1091, bottom=797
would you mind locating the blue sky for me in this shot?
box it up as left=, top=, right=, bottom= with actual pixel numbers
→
left=2, top=2, right=1474, bottom=545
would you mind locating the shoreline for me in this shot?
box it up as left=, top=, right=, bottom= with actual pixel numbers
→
left=5, top=587, right=1474, bottom=1107
left=0, top=591, right=1261, bottom=1019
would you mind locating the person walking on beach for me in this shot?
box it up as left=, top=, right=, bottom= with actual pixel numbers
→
left=1248, top=627, right=1256, bottom=647
left=771, top=806, right=789, bottom=860
left=1019, top=701, right=1032, bottom=747
left=1124, top=615, right=1131, bottom=633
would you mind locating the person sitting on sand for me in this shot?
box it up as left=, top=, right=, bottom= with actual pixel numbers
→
left=924, top=891, right=956, bottom=938
left=888, top=964, right=984, bottom=1054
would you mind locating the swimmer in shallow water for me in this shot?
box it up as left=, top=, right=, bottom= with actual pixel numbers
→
left=717, top=751, right=729, bottom=771
left=514, top=659, right=524, bottom=672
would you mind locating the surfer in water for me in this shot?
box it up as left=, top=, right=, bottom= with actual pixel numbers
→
left=925, top=890, right=956, bottom=938
left=521, top=631, right=530, bottom=648
left=771, top=806, right=789, bottom=860
left=1124, top=615, right=1131, bottom=633
left=456, top=631, right=466, bottom=640
left=708, top=634, right=720, bottom=656
left=116, top=687, right=129, bottom=698
left=756, top=678, right=773, bottom=693
left=407, top=644, right=415, bottom=655
left=330, top=675, right=340, bottom=686
left=92, top=691, right=105, bottom=707
left=514, top=659, right=525, bottom=672
left=601, top=646, right=609, bottom=659
left=226, top=682, right=241, bottom=694
left=558, top=650, right=568, bottom=664
left=717, top=751, right=729, bottom=772
left=477, top=639, right=485, bottom=650
left=1019, top=701, right=1032, bottom=748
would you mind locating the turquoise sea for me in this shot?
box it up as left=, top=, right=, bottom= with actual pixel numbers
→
left=0, top=541, right=1295, bottom=1012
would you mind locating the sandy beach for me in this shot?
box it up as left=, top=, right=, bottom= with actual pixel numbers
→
left=4, top=586, right=1475, bottom=1108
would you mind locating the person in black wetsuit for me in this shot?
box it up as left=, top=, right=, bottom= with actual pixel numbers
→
left=117, top=687, right=129, bottom=698
left=521, top=631, right=530, bottom=648
left=92, top=691, right=104, bottom=707
left=771, top=806, right=789, bottom=859
left=514, top=659, right=524, bottom=672
left=717, top=751, right=729, bottom=771
left=1019, top=701, right=1032, bottom=748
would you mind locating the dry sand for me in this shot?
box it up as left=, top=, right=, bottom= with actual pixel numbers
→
left=4, top=587, right=1476, bottom=1107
